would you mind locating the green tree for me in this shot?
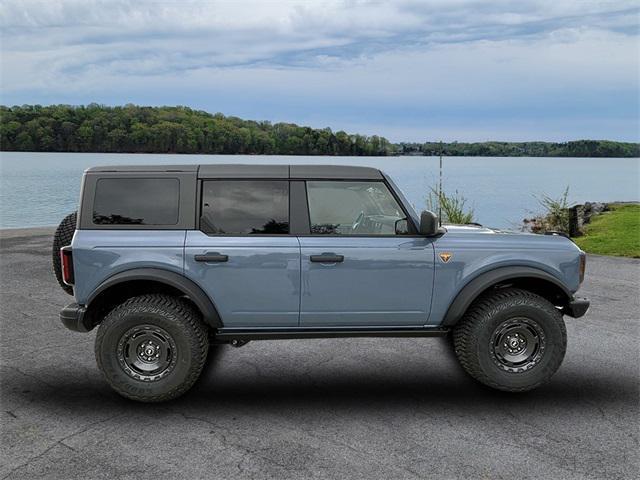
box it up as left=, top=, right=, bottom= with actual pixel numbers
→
left=1, top=104, right=637, bottom=157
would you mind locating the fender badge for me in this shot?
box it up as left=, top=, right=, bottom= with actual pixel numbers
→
left=439, top=252, right=452, bottom=263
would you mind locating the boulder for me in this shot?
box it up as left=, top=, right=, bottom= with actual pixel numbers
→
left=568, top=202, right=609, bottom=236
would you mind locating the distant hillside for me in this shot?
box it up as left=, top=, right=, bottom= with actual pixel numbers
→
left=0, top=104, right=392, bottom=156
left=1, top=104, right=638, bottom=157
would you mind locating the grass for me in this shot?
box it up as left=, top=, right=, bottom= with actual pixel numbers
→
left=573, top=204, right=640, bottom=258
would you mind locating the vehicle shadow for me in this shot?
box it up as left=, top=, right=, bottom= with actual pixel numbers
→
left=4, top=352, right=637, bottom=419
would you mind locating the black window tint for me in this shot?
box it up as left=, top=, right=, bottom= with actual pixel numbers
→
left=307, top=181, right=404, bottom=235
left=93, top=178, right=180, bottom=225
left=201, top=181, right=289, bottom=235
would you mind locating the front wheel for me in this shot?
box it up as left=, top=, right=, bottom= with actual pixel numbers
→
left=95, top=294, right=209, bottom=402
left=453, top=288, right=567, bottom=392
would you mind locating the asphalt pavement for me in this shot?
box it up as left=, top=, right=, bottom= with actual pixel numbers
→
left=1, top=227, right=638, bottom=479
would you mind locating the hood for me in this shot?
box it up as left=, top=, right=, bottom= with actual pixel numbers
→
left=443, top=224, right=502, bottom=234
left=443, top=224, right=549, bottom=236
left=441, top=224, right=580, bottom=250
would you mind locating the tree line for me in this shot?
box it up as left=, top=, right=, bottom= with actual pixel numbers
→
left=397, top=140, right=639, bottom=158
left=1, top=104, right=638, bottom=157
left=0, top=104, right=392, bottom=156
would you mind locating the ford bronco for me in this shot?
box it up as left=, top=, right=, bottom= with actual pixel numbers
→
left=53, top=164, right=589, bottom=402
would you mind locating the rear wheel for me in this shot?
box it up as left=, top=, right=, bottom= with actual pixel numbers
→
left=52, top=211, right=77, bottom=295
left=95, top=294, right=209, bottom=402
left=453, top=288, right=567, bottom=392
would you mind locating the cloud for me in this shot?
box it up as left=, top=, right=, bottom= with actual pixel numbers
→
left=1, top=0, right=638, bottom=141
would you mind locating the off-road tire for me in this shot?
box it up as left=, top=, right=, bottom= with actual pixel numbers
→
left=95, top=294, right=209, bottom=402
left=453, top=288, right=567, bottom=392
left=52, top=211, right=77, bottom=295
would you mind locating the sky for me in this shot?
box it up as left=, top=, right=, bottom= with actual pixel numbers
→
left=1, top=0, right=639, bottom=142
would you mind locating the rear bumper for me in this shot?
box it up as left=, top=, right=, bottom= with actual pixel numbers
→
left=563, top=297, right=590, bottom=318
left=60, top=303, right=92, bottom=332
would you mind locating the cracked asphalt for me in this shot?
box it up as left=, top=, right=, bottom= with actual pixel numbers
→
left=1, top=227, right=638, bottom=479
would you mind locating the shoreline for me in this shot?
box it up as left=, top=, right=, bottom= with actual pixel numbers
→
left=2, top=151, right=640, bottom=159
left=0, top=226, right=55, bottom=239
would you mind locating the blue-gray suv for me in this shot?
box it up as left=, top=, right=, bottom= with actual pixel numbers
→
left=52, top=164, right=589, bottom=402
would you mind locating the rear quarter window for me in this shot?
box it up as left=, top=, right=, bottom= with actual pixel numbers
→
left=93, top=178, right=180, bottom=225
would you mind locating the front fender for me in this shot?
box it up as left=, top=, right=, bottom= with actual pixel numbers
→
left=440, top=266, right=572, bottom=326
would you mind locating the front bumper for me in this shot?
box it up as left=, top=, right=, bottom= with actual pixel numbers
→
left=60, top=303, right=92, bottom=332
left=562, top=297, right=590, bottom=318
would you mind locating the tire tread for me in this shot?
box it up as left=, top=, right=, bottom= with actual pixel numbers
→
left=95, top=294, right=209, bottom=402
left=52, top=211, right=77, bottom=295
left=453, top=288, right=567, bottom=392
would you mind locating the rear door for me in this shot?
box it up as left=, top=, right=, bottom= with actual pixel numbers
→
left=184, top=179, right=300, bottom=328
left=299, top=180, right=435, bottom=326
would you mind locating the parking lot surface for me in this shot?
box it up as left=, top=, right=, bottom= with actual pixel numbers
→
left=1, top=228, right=638, bottom=479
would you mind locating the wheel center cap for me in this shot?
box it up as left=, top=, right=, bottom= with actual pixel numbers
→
left=504, top=333, right=527, bottom=354
left=138, top=340, right=160, bottom=361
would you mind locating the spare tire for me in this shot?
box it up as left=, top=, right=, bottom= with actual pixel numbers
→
left=52, top=211, right=77, bottom=295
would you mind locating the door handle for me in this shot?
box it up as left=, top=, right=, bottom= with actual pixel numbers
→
left=310, top=253, right=344, bottom=263
left=194, top=252, right=229, bottom=262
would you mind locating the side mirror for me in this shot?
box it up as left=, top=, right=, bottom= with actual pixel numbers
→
left=419, top=210, right=439, bottom=236
left=394, top=218, right=409, bottom=235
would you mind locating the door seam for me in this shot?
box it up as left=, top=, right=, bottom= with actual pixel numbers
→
left=296, top=236, right=302, bottom=326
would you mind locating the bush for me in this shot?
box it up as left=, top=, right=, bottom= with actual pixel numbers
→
left=427, top=187, right=475, bottom=224
left=525, top=186, right=570, bottom=233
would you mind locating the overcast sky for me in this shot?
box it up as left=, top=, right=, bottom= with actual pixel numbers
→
left=1, top=0, right=638, bottom=142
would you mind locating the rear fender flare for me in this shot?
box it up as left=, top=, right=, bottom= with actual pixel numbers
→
left=87, top=268, right=223, bottom=328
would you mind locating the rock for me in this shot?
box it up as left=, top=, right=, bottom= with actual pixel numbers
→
left=525, top=202, right=611, bottom=237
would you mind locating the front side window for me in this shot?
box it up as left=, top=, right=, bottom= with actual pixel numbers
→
left=93, top=178, right=179, bottom=225
left=200, top=180, right=289, bottom=235
left=306, top=181, right=405, bottom=235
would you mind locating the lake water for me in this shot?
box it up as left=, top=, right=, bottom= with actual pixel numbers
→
left=1, top=152, right=638, bottom=229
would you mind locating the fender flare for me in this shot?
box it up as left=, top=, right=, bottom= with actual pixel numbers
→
left=87, top=268, right=223, bottom=328
left=441, top=266, right=572, bottom=327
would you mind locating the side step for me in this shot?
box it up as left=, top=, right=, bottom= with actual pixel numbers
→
left=214, top=326, right=449, bottom=342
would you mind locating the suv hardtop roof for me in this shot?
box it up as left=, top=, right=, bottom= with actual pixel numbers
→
left=86, top=165, right=199, bottom=173
left=86, top=164, right=383, bottom=180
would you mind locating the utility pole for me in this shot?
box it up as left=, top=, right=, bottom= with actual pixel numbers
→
left=438, top=141, right=443, bottom=226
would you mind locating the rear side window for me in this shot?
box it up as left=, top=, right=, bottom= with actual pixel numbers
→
left=200, top=180, right=289, bottom=235
left=93, top=178, right=180, bottom=225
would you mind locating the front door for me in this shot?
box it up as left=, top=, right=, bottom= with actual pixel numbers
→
left=299, top=180, right=435, bottom=327
left=184, top=180, right=300, bottom=328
